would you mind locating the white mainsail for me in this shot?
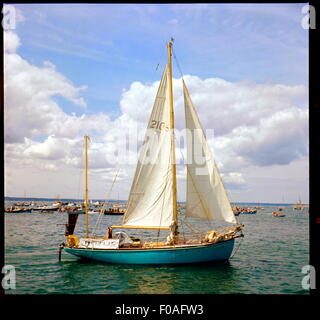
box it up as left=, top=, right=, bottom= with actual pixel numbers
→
left=122, top=66, right=174, bottom=228
left=183, top=80, right=237, bottom=224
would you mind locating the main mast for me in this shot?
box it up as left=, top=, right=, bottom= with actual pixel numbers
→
left=84, top=135, right=90, bottom=238
left=167, top=41, right=178, bottom=233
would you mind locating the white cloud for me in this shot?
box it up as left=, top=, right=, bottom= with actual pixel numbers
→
left=120, top=81, right=158, bottom=124
left=119, top=72, right=308, bottom=170
left=116, top=73, right=308, bottom=201
left=4, top=31, right=21, bottom=53
left=24, top=136, right=62, bottom=160
left=4, top=31, right=308, bottom=201
left=182, top=75, right=307, bottom=136
left=213, top=107, right=308, bottom=170
left=4, top=32, right=89, bottom=143
left=23, top=135, right=79, bottom=161
left=223, top=172, right=245, bottom=184
left=168, top=18, right=179, bottom=25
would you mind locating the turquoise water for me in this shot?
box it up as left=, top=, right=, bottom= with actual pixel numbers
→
left=4, top=203, right=309, bottom=294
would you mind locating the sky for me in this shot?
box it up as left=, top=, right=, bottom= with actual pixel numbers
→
left=4, top=3, right=309, bottom=203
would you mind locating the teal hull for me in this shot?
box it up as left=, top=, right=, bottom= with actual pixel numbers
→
left=64, top=239, right=235, bottom=264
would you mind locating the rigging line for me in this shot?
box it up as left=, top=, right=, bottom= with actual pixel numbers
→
left=172, top=47, right=184, bottom=79
left=76, top=165, right=82, bottom=200
left=179, top=210, right=186, bottom=243
left=174, top=130, right=214, bottom=230
left=181, top=215, right=203, bottom=241
left=92, top=167, right=121, bottom=237
left=230, top=233, right=244, bottom=260
left=157, top=162, right=171, bottom=242
left=236, top=212, right=243, bottom=226
left=76, top=143, right=83, bottom=200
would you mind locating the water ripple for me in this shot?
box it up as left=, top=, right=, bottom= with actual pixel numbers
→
left=4, top=206, right=309, bottom=294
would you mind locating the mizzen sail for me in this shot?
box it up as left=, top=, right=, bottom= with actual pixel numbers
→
left=122, top=66, right=174, bottom=228
left=183, top=80, right=236, bottom=224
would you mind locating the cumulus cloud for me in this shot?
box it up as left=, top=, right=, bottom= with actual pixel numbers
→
left=4, top=31, right=308, bottom=199
left=221, top=172, right=246, bottom=190
left=4, top=31, right=21, bottom=53
left=24, top=135, right=67, bottom=160
left=119, top=72, right=308, bottom=171
left=120, top=81, right=159, bottom=125
left=213, top=107, right=308, bottom=170
left=4, top=32, right=88, bottom=143
left=181, top=75, right=307, bottom=136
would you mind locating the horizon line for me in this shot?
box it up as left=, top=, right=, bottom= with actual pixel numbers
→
left=4, top=196, right=308, bottom=206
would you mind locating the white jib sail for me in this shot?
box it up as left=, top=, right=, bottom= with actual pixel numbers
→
left=122, top=66, right=174, bottom=228
left=183, top=80, right=237, bottom=224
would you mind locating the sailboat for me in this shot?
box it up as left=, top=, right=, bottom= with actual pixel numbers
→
left=293, top=198, right=303, bottom=210
left=60, top=41, right=244, bottom=264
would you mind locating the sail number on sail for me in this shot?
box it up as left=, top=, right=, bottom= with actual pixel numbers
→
left=150, top=119, right=169, bottom=131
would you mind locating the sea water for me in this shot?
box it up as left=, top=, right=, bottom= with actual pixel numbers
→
left=4, top=201, right=309, bottom=294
